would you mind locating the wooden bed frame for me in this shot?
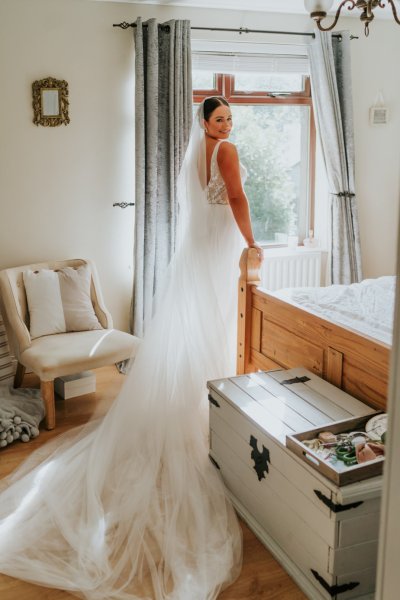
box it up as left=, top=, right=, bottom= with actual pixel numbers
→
left=237, top=248, right=390, bottom=412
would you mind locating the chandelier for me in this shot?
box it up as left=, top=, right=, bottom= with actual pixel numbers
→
left=304, top=0, right=400, bottom=36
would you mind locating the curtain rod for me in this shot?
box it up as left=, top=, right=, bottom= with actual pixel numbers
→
left=113, top=22, right=357, bottom=40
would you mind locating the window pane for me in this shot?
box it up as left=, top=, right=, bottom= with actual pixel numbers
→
left=192, top=70, right=215, bottom=90
left=229, top=104, right=310, bottom=245
left=234, top=73, right=304, bottom=93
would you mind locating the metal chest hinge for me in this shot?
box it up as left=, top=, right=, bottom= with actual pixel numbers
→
left=249, top=435, right=271, bottom=481
left=314, top=490, right=363, bottom=513
left=281, top=375, right=311, bottom=385
left=208, top=393, right=220, bottom=408
left=311, top=569, right=359, bottom=596
left=209, top=455, right=220, bottom=470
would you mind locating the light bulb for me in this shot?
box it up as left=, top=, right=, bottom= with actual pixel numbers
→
left=304, top=0, right=334, bottom=13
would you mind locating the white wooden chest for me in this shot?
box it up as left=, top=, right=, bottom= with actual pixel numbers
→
left=207, top=368, right=383, bottom=600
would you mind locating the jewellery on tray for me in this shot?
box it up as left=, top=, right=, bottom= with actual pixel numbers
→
left=336, top=431, right=369, bottom=445
left=343, top=454, right=358, bottom=466
left=318, top=431, right=337, bottom=445
left=351, top=434, right=369, bottom=447
left=303, top=438, right=322, bottom=451
left=302, top=425, right=386, bottom=468
left=335, top=444, right=353, bottom=458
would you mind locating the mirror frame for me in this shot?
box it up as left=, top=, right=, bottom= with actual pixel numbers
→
left=32, top=77, right=70, bottom=127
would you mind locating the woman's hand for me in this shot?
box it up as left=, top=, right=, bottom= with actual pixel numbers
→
left=248, top=243, right=264, bottom=262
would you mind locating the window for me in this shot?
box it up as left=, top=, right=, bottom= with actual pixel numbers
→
left=193, top=68, right=316, bottom=246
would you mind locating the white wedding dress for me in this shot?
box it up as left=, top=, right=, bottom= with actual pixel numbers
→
left=0, top=105, right=245, bottom=600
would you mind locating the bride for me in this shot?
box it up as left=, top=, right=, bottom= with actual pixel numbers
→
left=0, top=96, right=263, bottom=600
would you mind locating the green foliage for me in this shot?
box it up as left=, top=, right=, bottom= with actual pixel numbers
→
left=230, top=104, right=301, bottom=243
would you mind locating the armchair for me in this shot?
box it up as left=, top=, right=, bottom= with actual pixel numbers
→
left=0, top=259, right=140, bottom=430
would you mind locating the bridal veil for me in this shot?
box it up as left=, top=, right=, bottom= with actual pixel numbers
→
left=0, top=101, right=243, bottom=600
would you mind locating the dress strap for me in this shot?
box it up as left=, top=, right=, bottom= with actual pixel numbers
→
left=211, top=139, right=228, bottom=167
left=209, top=140, right=230, bottom=186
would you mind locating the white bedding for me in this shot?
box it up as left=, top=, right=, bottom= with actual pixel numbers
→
left=272, top=276, right=395, bottom=345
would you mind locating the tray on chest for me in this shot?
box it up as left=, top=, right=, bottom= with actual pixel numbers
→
left=207, top=367, right=382, bottom=600
left=286, top=413, right=385, bottom=486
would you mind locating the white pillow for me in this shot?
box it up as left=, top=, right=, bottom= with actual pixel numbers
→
left=23, top=265, right=102, bottom=340
left=23, top=269, right=66, bottom=339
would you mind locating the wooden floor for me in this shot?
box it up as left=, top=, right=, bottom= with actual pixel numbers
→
left=0, top=366, right=307, bottom=600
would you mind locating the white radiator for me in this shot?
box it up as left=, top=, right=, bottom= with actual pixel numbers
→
left=261, top=248, right=325, bottom=291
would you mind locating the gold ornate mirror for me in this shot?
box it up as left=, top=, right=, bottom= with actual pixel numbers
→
left=32, top=77, right=70, bottom=127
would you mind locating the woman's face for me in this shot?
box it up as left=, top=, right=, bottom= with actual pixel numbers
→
left=204, top=105, right=232, bottom=140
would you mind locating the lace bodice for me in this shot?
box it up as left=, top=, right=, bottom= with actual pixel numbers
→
left=207, top=140, right=247, bottom=205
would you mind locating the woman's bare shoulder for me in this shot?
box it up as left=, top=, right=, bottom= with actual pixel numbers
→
left=217, top=141, right=239, bottom=161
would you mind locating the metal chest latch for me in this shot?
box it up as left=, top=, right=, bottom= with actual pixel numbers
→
left=314, top=490, right=364, bottom=513
left=208, top=393, right=220, bottom=408
left=311, top=569, right=360, bottom=596
left=209, top=455, right=220, bottom=470
left=249, top=435, right=271, bottom=481
left=281, top=375, right=311, bottom=385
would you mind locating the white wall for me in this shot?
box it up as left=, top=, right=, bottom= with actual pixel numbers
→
left=0, top=0, right=137, bottom=330
left=1, top=1, right=399, bottom=333
left=351, top=21, right=400, bottom=278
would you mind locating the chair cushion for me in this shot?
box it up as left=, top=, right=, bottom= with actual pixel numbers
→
left=20, top=329, right=141, bottom=381
left=23, top=265, right=102, bottom=339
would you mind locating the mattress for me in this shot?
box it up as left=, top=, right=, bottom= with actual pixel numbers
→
left=272, top=275, right=395, bottom=345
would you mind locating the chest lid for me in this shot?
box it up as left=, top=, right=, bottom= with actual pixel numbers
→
left=207, top=367, right=376, bottom=446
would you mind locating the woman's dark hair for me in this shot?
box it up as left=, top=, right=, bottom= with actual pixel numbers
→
left=203, top=96, right=230, bottom=121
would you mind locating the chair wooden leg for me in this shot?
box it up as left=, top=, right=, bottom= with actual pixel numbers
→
left=14, top=362, right=26, bottom=388
left=41, top=380, right=56, bottom=430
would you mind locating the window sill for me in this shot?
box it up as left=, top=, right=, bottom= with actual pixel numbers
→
left=261, top=245, right=328, bottom=258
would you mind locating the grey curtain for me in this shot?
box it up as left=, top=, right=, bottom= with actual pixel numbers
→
left=308, top=30, right=362, bottom=284
left=132, top=18, right=192, bottom=337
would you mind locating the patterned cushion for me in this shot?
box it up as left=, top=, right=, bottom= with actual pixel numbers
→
left=0, top=313, right=15, bottom=383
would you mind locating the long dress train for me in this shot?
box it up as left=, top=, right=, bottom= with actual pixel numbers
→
left=0, top=110, right=243, bottom=600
